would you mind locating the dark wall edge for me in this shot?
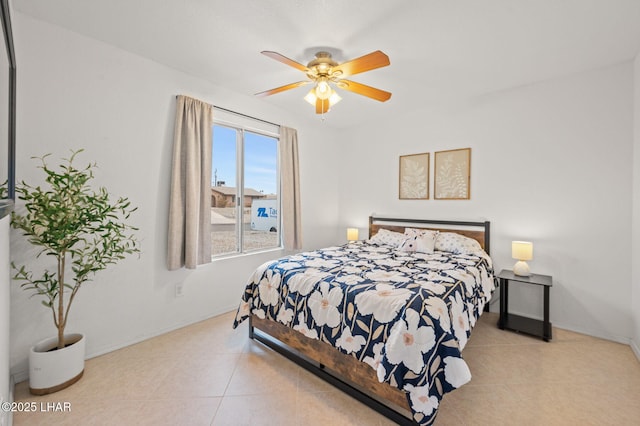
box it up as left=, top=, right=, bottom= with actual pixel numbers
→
left=0, top=0, right=16, bottom=219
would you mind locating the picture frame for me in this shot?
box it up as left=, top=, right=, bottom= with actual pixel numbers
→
left=399, top=152, right=429, bottom=200
left=434, top=148, right=471, bottom=200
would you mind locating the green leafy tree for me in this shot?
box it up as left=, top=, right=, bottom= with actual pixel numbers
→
left=11, top=150, right=139, bottom=350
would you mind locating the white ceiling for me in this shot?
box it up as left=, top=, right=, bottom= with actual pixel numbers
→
left=14, top=0, right=640, bottom=129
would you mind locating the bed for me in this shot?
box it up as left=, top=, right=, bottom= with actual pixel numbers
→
left=233, top=216, right=495, bottom=425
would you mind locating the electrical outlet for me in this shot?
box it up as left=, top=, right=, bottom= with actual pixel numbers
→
left=175, top=283, right=184, bottom=297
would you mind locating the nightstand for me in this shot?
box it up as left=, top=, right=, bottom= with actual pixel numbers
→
left=497, top=269, right=553, bottom=341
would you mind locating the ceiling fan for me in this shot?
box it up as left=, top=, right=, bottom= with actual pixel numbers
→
left=255, top=50, right=391, bottom=114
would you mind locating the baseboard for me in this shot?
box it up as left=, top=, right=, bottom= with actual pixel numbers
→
left=1, top=375, right=15, bottom=426
left=10, top=304, right=239, bottom=385
left=86, top=304, right=239, bottom=358
left=9, top=368, right=25, bottom=390
left=631, top=339, right=640, bottom=362
left=553, top=321, right=632, bottom=345
left=490, top=308, right=638, bottom=352
left=8, top=375, right=13, bottom=426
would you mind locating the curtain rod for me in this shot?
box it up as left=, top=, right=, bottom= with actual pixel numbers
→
left=176, top=95, right=280, bottom=128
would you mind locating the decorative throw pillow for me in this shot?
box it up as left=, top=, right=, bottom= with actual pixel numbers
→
left=435, top=232, right=482, bottom=255
left=404, top=228, right=439, bottom=253
left=398, top=236, right=419, bottom=252
left=404, top=227, right=435, bottom=237
left=368, top=229, right=407, bottom=247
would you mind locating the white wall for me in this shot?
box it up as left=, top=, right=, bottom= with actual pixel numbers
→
left=1, top=214, right=11, bottom=426
left=9, top=13, right=341, bottom=380
left=10, top=8, right=638, bottom=383
left=338, top=63, right=634, bottom=343
left=632, top=54, right=640, bottom=358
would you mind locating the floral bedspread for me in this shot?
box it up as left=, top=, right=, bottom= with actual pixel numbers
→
left=233, top=240, right=495, bottom=425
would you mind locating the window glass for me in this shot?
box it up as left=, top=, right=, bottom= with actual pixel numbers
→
left=212, top=125, right=239, bottom=255
left=243, top=131, right=279, bottom=251
left=211, top=121, right=280, bottom=256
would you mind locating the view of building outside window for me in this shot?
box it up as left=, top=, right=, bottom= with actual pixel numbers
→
left=211, top=124, right=280, bottom=256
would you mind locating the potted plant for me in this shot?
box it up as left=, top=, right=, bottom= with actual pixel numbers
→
left=11, top=150, right=139, bottom=395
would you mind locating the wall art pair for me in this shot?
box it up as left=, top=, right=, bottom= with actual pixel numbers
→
left=399, top=148, right=471, bottom=200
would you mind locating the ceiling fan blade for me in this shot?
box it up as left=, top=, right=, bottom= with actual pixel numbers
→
left=315, top=98, right=330, bottom=114
left=255, top=81, right=310, bottom=97
left=261, top=51, right=309, bottom=72
left=337, top=80, right=392, bottom=102
left=332, top=50, right=390, bottom=78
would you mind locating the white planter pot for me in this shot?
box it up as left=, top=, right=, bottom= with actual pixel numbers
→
left=29, top=333, right=85, bottom=395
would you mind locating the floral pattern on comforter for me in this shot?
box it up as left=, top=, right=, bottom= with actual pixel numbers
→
left=233, top=241, right=495, bottom=425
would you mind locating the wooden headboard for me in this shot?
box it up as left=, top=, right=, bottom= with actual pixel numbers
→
left=369, top=216, right=491, bottom=254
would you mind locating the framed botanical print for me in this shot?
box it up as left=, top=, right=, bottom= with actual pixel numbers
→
left=399, top=152, right=429, bottom=199
left=434, top=148, right=471, bottom=200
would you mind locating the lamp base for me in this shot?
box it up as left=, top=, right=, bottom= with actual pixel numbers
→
left=513, top=261, right=531, bottom=277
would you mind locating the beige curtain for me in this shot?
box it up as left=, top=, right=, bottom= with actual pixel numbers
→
left=280, top=126, right=302, bottom=250
left=167, top=95, right=213, bottom=270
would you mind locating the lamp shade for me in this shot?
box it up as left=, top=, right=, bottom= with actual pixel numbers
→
left=315, top=80, right=331, bottom=100
left=512, top=241, right=533, bottom=261
left=304, top=87, right=342, bottom=107
left=347, top=228, right=359, bottom=241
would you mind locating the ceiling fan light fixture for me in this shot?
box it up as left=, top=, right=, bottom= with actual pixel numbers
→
left=314, top=79, right=331, bottom=100
left=304, top=88, right=341, bottom=109
left=304, top=90, right=317, bottom=106
left=328, top=91, right=341, bottom=106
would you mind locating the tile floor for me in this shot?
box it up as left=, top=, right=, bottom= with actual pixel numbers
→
left=12, top=311, right=640, bottom=426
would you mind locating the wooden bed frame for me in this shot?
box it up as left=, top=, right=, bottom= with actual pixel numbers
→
left=248, top=216, right=491, bottom=425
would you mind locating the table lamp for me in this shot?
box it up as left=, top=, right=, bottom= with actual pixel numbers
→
left=347, top=228, right=359, bottom=242
left=512, top=241, right=533, bottom=276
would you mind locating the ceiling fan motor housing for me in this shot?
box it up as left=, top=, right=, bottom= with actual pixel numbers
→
left=306, top=52, right=341, bottom=79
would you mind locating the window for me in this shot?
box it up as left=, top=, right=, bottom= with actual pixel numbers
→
left=211, top=112, right=280, bottom=256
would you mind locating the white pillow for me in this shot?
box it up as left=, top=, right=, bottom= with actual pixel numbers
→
left=404, top=228, right=439, bottom=240
left=368, top=229, right=407, bottom=247
left=397, top=235, right=435, bottom=254
left=399, top=230, right=438, bottom=254
left=398, top=236, right=418, bottom=252
left=405, top=227, right=433, bottom=237
left=435, top=232, right=483, bottom=255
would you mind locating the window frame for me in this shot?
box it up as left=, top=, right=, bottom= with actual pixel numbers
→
left=212, top=117, right=282, bottom=258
